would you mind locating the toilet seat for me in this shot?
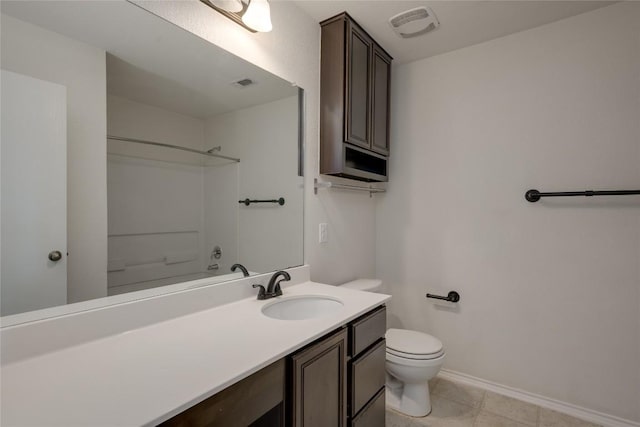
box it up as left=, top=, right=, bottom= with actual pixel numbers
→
left=386, top=328, right=444, bottom=360
left=386, top=347, right=445, bottom=360
left=386, top=348, right=445, bottom=368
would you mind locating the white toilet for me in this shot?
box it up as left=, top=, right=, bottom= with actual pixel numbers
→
left=340, top=279, right=445, bottom=417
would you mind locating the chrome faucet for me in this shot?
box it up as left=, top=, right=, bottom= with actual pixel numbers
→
left=252, top=270, right=291, bottom=300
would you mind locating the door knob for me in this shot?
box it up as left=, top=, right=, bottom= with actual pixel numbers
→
left=48, top=250, right=63, bottom=262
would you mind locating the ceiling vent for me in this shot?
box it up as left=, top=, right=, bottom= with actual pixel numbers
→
left=389, top=7, right=440, bottom=39
left=232, top=78, right=255, bottom=88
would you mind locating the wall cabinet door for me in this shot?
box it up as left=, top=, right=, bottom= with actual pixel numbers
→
left=291, top=328, right=348, bottom=427
left=371, top=46, right=391, bottom=156
left=345, top=23, right=372, bottom=149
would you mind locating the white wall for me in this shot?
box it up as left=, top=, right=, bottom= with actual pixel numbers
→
left=135, top=0, right=377, bottom=285
left=1, top=14, right=107, bottom=303
left=377, top=2, right=640, bottom=423
left=205, top=96, right=303, bottom=273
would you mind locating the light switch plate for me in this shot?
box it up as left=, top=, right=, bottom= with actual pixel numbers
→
left=319, top=223, right=328, bottom=243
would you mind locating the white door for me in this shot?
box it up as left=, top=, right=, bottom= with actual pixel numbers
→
left=1, top=70, right=67, bottom=316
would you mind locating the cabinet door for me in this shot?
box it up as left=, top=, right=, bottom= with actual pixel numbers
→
left=371, top=46, right=391, bottom=156
left=291, top=328, right=348, bottom=427
left=345, top=23, right=372, bottom=149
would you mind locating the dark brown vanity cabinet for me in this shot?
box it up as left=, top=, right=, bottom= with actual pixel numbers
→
left=320, top=13, right=392, bottom=182
left=288, top=305, right=387, bottom=427
left=160, top=359, right=286, bottom=427
left=348, top=306, right=387, bottom=427
left=289, top=328, right=348, bottom=427
left=161, top=306, right=386, bottom=427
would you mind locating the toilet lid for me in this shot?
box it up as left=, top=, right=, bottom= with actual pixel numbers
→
left=387, top=347, right=445, bottom=360
left=386, top=328, right=443, bottom=356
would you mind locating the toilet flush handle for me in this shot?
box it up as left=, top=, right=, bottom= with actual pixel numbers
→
left=426, top=291, right=460, bottom=303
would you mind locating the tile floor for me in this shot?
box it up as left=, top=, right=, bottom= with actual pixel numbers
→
left=386, top=377, right=602, bottom=427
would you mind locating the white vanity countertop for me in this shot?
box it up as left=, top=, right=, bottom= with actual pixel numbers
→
left=1, top=281, right=390, bottom=426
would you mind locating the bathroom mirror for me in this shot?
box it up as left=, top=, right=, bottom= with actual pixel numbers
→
left=0, top=1, right=304, bottom=321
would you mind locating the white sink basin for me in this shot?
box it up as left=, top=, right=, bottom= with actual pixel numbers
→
left=262, top=295, right=344, bottom=320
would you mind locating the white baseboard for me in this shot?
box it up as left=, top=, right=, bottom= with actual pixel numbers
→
left=438, top=369, right=640, bottom=427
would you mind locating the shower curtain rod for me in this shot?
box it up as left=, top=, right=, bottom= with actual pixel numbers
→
left=107, top=135, right=240, bottom=162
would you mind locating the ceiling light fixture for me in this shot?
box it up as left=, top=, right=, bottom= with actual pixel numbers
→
left=201, top=0, right=273, bottom=33
left=241, top=0, right=272, bottom=33
left=209, top=0, right=242, bottom=13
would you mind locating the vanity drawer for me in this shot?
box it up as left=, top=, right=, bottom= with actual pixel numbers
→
left=350, top=387, right=385, bottom=427
left=349, top=338, right=386, bottom=416
left=349, top=305, right=386, bottom=356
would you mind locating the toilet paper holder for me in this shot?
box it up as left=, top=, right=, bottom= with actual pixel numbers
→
left=426, top=291, right=460, bottom=303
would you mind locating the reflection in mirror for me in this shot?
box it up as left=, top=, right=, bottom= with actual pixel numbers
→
left=0, top=1, right=303, bottom=320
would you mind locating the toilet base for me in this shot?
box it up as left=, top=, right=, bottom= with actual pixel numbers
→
left=385, top=381, right=432, bottom=417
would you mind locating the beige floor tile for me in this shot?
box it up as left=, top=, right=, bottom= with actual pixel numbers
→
left=538, top=408, right=602, bottom=427
left=429, top=377, right=440, bottom=391
left=387, top=407, right=412, bottom=427
left=408, top=395, right=480, bottom=427
left=482, top=391, right=539, bottom=426
left=433, top=378, right=486, bottom=408
left=474, top=411, right=532, bottom=427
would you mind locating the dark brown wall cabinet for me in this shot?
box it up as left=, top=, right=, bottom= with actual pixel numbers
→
left=320, top=13, right=392, bottom=182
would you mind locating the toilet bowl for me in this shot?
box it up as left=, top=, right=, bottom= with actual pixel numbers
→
left=385, top=328, right=444, bottom=416
left=340, top=279, right=445, bottom=417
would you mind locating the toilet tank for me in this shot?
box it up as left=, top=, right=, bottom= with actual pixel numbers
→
left=340, top=279, right=382, bottom=293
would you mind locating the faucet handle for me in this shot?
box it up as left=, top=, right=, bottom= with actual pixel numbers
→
left=252, top=284, right=267, bottom=300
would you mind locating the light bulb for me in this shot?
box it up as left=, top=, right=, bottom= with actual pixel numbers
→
left=210, top=0, right=242, bottom=13
left=242, top=0, right=272, bottom=32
